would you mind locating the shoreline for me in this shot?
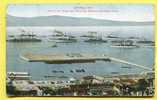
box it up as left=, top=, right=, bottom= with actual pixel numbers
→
left=6, top=72, right=155, bottom=96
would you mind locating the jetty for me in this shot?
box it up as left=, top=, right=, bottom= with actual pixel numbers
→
left=20, top=53, right=111, bottom=64
left=20, top=53, right=152, bottom=71
left=109, top=57, right=152, bottom=71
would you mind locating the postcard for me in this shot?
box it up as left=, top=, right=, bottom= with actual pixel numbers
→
left=6, top=4, right=155, bottom=97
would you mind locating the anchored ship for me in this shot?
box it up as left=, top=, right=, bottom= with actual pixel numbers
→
left=111, top=40, right=139, bottom=48
left=137, top=39, right=154, bottom=46
left=83, top=32, right=107, bottom=43
left=80, top=31, right=98, bottom=38
left=49, top=30, right=77, bottom=43
left=106, top=34, right=119, bottom=39
left=84, top=37, right=107, bottom=43
left=7, top=29, right=42, bottom=42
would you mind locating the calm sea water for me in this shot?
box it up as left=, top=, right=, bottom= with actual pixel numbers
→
left=7, top=26, right=154, bottom=80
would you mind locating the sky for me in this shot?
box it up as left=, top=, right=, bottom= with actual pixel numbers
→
left=7, top=4, right=155, bottom=22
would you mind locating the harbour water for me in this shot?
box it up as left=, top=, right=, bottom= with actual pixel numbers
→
left=7, top=26, right=154, bottom=81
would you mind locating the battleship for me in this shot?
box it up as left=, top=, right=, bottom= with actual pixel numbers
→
left=137, top=39, right=155, bottom=46
left=84, top=37, right=107, bottom=43
left=84, top=32, right=107, bottom=43
left=111, top=40, right=139, bottom=48
left=106, top=34, right=120, bottom=38
left=137, top=40, right=154, bottom=44
left=80, top=31, right=98, bottom=38
left=55, top=36, right=77, bottom=43
left=7, top=29, right=42, bottom=42
left=48, top=30, right=77, bottom=43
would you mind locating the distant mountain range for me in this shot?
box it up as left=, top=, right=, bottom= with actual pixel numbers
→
left=7, top=15, right=154, bottom=26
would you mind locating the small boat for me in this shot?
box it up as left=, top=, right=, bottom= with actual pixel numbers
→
left=44, top=75, right=68, bottom=78
left=52, top=70, right=64, bottom=73
left=70, top=70, right=74, bottom=73
left=75, top=69, right=86, bottom=73
left=121, top=66, right=132, bottom=69
left=58, top=76, right=69, bottom=78
left=52, top=70, right=57, bottom=73
left=44, top=75, right=56, bottom=78
left=81, top=69, right=85, bottom=72
left=51, top=44, right=57, bottom=47
left=128, top=36, right=139, bottom=39
left=111, top=72, right=119, bottom=74
left=59, top=71, right=64, bottom=73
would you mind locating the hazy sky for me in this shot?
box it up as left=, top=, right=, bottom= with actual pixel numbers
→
left=7, top=4, right=155, bottom=22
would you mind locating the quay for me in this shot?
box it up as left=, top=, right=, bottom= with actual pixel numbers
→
left=20, top=53, right=111, bottom=64
left=20, top=53, right=152, bottom=71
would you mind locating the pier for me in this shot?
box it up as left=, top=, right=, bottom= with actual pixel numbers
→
left=20, top=53, right=152, bottom=71
left=20, top=53, right=111, bottom=64
left=109, top=57, right=152, bottom=71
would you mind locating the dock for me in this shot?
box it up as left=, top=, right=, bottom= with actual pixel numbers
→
left=20, top=53, right=111, bottom=64
left=20, top=53, right=152, bottom=71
